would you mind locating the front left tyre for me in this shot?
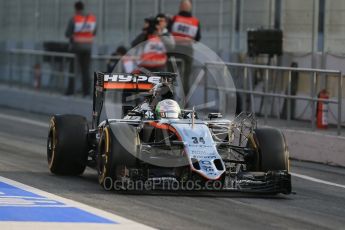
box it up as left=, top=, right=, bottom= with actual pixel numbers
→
left=47, top=115, right=89, bottom=175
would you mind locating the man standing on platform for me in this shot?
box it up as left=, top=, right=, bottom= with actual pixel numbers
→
left=169, top=0, right=201, bottom=95
left=65, top=1, right=96, bottom=97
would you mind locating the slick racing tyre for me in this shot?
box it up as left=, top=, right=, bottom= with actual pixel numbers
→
left=98, top=123, right=139, bottom=190
left=47, top=115, right=88, bottom=175
left=251, top=128, right=289, bottom=172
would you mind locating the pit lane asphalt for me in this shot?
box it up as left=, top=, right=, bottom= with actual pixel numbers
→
left=0, top=107, right=345, bottom=230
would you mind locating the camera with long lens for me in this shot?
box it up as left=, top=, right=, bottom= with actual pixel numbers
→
left=146, top=17, right=159, bottom=34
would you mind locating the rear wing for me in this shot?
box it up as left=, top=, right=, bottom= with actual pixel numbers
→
left=92, top=72, right=160, bottom=128
left=92, top=72, right=177, bottom=128
left=93, top=72, right=161, bottom=91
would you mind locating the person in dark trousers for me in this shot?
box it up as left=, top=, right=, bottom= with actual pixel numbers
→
left=65, top=1, right=96, bottom=96
left=169, top=0, right=201, bottom=95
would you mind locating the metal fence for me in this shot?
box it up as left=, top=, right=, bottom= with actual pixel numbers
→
left=7, top=49, right=75, bottom=91
left=205, top=62, right=343, bottom=135
left=6, top=49, right=185, bottom=93
left=5, top=49, right=344, bottom=135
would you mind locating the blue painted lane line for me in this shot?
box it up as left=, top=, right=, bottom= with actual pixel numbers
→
left=0, top=181, right=116, bottom=223
left=0, top=207, right=115, bottom=223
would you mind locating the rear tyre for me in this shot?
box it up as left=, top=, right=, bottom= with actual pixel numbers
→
left=251, top=128, right=289, bottom=172
left=47, top=115, right=88, bottom=175
left=98, top=123, right=139, bottom=190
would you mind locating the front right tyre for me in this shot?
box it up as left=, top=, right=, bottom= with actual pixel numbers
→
left=248, top=128, right=291, bottom=194
left=253, top=128, right=289, bottom=172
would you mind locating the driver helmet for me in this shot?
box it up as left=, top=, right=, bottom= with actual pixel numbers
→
left=155, top=99, right=181, bottom=119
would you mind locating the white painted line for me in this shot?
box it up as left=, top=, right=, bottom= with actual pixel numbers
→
left=0, top=195, right=63, bottom=207
left=0, top=176, right=154, bottom=229
left=291, top=172, right=345, bottom=189
left=0, top=222, right=142, bottom=230
left=0, top=204, right=69, bottom=208
left=0, top=113, right=48, bottom=128
left=0, top=196, right=59, bottom=200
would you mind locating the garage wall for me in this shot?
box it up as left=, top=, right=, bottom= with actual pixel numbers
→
left=324, top=0, right=345, bottom=53
left=1, top=0, right=345, bottom=61
left=281, top=0, right=315, bottom=53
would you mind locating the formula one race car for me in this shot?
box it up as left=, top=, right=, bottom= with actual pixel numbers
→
left=47, top=72, right=291, bottom=194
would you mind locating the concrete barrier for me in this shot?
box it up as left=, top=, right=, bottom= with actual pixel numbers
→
left=1, top=85, right=344, bottom=167
left=282, top=129, right=345, bottom=167
left=0, top=85, right=92, bottom=117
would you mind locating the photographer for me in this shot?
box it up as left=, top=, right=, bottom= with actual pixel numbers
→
left=134, top=15, right=174, bottom=73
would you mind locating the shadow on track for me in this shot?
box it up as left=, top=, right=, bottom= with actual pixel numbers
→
left=112, top=189, right=292, bottom=199
left=0, top=171, right=293, bottom=200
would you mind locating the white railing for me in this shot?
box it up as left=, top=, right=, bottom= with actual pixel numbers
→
left=205, top=61, right=343, bottom=135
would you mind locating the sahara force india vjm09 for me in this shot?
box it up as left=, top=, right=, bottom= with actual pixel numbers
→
left=47, top=72, right=291, bottom=194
